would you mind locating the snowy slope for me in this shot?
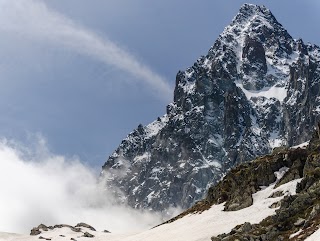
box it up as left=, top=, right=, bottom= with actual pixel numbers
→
left=0, top=177, right=301, bottom=241
left=305, top=229, right=320, bottom=241
left=4, top=134, right=320, bottom=240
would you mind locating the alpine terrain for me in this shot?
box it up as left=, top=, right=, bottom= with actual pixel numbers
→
left=4, top=131, right=320, bottom=240
left=101, top=3, right=320, bottom=212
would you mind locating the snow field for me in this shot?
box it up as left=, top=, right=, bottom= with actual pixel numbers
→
left=0, top=172, right=302, bottom=241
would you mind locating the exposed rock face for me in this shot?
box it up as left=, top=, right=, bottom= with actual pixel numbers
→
left=209, top=132, right=320, bottom=240
left=102, top=4, right=320, bottom=212
left=242, top=36, right=268, bottom=84
left=206, top=147, right=308, bottom=211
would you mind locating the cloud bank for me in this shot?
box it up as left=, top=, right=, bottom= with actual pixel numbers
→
left=0, top=136, right=166, bottom=234
left=0, top=0, right=172, bottom=100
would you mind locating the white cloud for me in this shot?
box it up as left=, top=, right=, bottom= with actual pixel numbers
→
left=0, top=136, right=165, bottom=234
left=0, top=0, right=172, bottom=100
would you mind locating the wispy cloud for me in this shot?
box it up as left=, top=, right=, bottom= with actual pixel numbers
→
left=0, top=0, right=172, bottom=100
left=0, top=135, right=167, bottom=234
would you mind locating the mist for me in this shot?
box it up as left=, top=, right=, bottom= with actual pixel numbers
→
left=0, top=136, right=168, bottom=234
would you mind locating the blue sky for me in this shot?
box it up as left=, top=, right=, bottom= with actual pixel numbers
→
left=0, top=0, right=319, bottom=168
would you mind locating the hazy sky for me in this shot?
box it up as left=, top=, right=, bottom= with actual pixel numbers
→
left=0, top=0, right=319, bottom=168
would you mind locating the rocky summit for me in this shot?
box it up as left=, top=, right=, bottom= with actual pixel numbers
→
left=101, top=3, right=320, bottom=212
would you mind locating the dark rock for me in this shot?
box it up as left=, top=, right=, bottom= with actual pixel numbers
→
left=269, top=201, right=281, bottom=209
left=269, top=191, right=284, bottom=198
left=242, top=36, right=268, bottom=88
left=53, top=224, right=81, bottom=233
left=30, top=224, right=49, bottom=236
left=83, top=232, right=95, bottom=238
left=211, top=237, right=221, bottom=241
left=75, top=223, right=96, bottom=231
left=309, top=204, right=320, bottom=220
left=239, top=222, right=252, bottom=233
left=30, top=229, right=41, bottom=236
left=38, top=237, right=51, bottom=240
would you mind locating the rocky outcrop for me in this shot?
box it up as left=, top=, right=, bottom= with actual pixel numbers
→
left=208, top=131, right=320, bottom=240
left=102, top=3, right=320, bottom=212
left=30, top=223, right=98, bottom=238
left=206, top=148, right=307, bottom=211
left=75, top=223, right=96, bottom=232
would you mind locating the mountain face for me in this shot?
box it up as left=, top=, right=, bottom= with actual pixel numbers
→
left=101, top=4, right=320, bottom=212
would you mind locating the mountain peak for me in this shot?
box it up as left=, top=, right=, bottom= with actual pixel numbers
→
left=239, top=3, right=269, bottom=14
left=213, top=3, right=291, bottom=50
left=237, top=3, right=273, bottom=21
left=102, top=4, right=320, bottom=214
left=225, top=3, right=281, bottom=38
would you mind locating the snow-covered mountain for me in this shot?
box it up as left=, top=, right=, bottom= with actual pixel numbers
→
left=101, top=3, right=320, bottom=212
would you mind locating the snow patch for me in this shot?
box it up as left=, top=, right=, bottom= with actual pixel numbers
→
left=236, top=81, right=287, bottom=102
left=289, top=229, right=302, bottom=239
left=133, top=152, right=150, bottom=163
left=145, top=115, right=169, bottom=138
left=147, top=191, right=155, bottom=204
left=290, top=141, right=310, bottom=149
left=179, top=163, right=186, bottom=168
left=269, top=138, right=284, bottom=149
